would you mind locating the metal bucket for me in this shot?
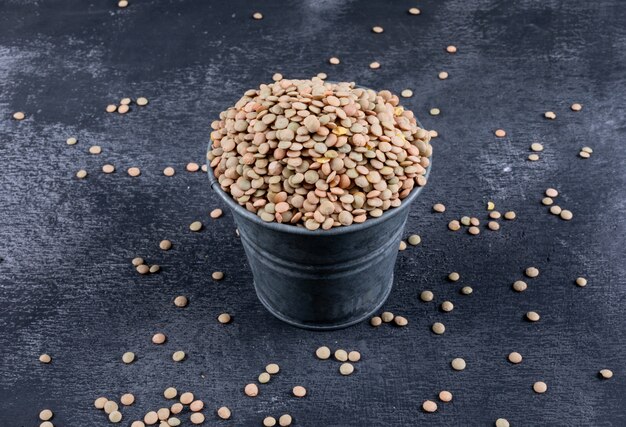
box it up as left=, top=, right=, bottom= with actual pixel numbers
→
left=206, top=129, right=430, bottom=330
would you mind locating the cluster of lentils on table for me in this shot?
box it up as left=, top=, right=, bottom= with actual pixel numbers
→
left=208, top=77, right=433, bottom=230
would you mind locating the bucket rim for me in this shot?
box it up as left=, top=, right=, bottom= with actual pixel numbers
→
left=206, top=117, right=431, bottom=236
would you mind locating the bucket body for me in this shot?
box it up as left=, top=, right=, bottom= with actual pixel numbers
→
left=207, top=162, right=429, bottom=330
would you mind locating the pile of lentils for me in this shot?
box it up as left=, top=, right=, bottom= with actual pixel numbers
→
left=207, top=77, right=433, bottom=230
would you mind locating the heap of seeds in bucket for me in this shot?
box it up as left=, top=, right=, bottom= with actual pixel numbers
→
left=208, top=78, right=433, bottom=230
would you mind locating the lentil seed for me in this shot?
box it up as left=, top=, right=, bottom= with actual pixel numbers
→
left=468, top=226, right=480, bottom=235
left=448, top=220, right=461, bottom=231
left=189, top=400, right=204, bottom=412
left=439, top=391, right=453, bottom=402
left=94, top=397, right=108, bottom=409
left=172, top=350, right=185, bottom=362
left=526, top=311, right=540, bottom=322
left=528, top=154, right=540, bottom=161
left=180, top=392, right=194, bottom=404
left=329, top=57, right=340, bottom=65
left=446, top=45, right=457, bottom=53
left=66, top=137, right=77, bottom=145
left=544, top=111, right=556, bottom=120
left=160, top=240, right=172, bottom=250
left=525, top=267, right=539, bottom=278
left=127, top=167, right=141, bottom=177
left=278, top=414, right=292, bottom=426
left=513, top=280, right=527, bottom=292
left=104, top=401, right=119, bottom=414
left=441, top=301, right=454, bottom=312
left=89, top=145, right=102, bottom=154
left=549, top=205, right=562, bottom=215
left=136, top=97, right=148, bottom=106
left=292, top=386, right=307, bottom=397
left=487, top=221, right=500, bottom=231
left=372, top=26, right=384, bottom=33
left=174, top=296, right=188, bottom=307
left=217, top=313, right=231, bottom=324
left=163, top=167, right=175, bottom=176
left=217, top=407, right=231, bottom=419
left=508, top=352, right=523, bottom=364
left=408, top=234, right=421, bottom=245
left=381, top=312, right=394, bottom=322
left=560, top=210, right=573, bottom=220
left=131, top=422, right=145, bottom=427
left=252, top=12, right=263, bottom=20
left=210, top=208, right=223, bottom=218
left=212, top=271, right=224, bottom=280
left=545, top=188, right=558, bottom=197
left=369, top=61, right=381, bottom=69
left=264, top=417, right=277, bottom=427
left=144, top=411, right=158, bottom=424
left=118, top=104, right=130, bottom=114
left=189, top=221, right=202, bottom=231
left=542, top=197, right=553, bottom=206
left=340, top=362, right=354, bottom=375
left=348, top=351, right=361, bottom=362
left=438, top=71, right=448, bottom=80
left=495, top=129, right=506, bottom=137
left=533, top=381, right=548, bottom=393
left=121, top=393, right=135, bottom=405
left=531, top=143, right=544, bottom=152
left=432, top=322, right=446, bottom=335
left=370, top=316, right=382, bottom=326
left=420, top=290, right=434, bottom=302
left=496, top=419, right=510, bottom=427
left=504, top=211, right=516, bottom=220
left=164, top=387, right=177, bottom=399
left=575, top=277, right=587, bottom=287
left=102, top=164, right=115, bottom=173
left=422, top=400, right=437, bottom=413
left=244, top=383, right=259, bottom=397
left=39, top=409, right=53, bottom=420
left=186, top=162, right=199, bottom=172
left=399, top=241, right=407, bottom=251
left=106, top=104, right=117, bottom=113
left=335, top=349, right=348, bottom=362
left=401, top=89, right=413, bottom=98
left=571, top=103, right=582, bottom=111
left=430, top=108, right=440, bottom=116
left=152, top=333, right=166, bottom=344
left=149, top=265, right=160, bottom=273
left=316, top=346, right=331, bottom=359
left=259, top=372, right=271, bottom=383
left=39, top=354, right=51, bottom=363
left=461, top=286, right=473, bottom=295
left=600, top=369, right=613, bottom=379
left=394, top=316, right=408, bottom=326
left=190, top=413, right=205, bottom=424
left=408, top=7, right=421, bottom=15
left=266, top=363, right=280, bottom=374
left=122, top=352, right=135, bottom=364
left=433, top=203, right=446, bottom=213
left=109, top=411, right=123, bottom=423
left=13, top=112, right=25, bottom=120
left=451, top=358, right=466, bottom=371
left=448, top=272, right=460, bottom=282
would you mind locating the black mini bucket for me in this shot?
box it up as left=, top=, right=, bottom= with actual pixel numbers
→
left=207, top=131, right=430, bottom=330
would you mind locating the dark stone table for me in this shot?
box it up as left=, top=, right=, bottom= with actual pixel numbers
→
left=1, top=0, right=624, bottom=426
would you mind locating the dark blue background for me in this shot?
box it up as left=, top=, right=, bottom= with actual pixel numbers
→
left=0, top=0, right=625, bottom=426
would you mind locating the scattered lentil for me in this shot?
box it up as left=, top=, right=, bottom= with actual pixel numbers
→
left=579, top=150, right=591, bottom=158
left=487, top=221, right=500, bottom=231
left=372, top=26, right=384, bottom=33
left=149, top=264, right=160, bottom=274
left=244, top=383, right=259, bottom=397
left=118, top=104, right=130, bottom=114
left=39, top=353, right=51, bottom=364
left=545, top=188, right=558, bottom=198
left=180, top=392, right=194, bottom=404
left=451, top=358, right=466, bottom=371
left=39, top=409, right=53, bottom=420
left=461, top=286, right=473, bottom=295
left=109, top=411, right=123, bottom=423
left=66, top=137, right=77, bottom=145
left=490, top=211, right=501, bottom=219
left=190, top=413, right=205, bottom=424
left=106, top=104, right=117, bottom=113
left=513, top=280, right=527, bottom=292
left=348, top=351, right=361, bottom=362
left=600, top=369, right=613, bottom=379
left=212, top=271, right=224, bottom=280
left=94, top=397, right=108, bottom=409
left=438, top=71, right=448, bottom=80
left=217, top=407, right=231, bottom=420
left=504, top=211, right=516, bottom=220
left=542, top=197, right=553, bottom=206
left=581, top=146, right=593, bottom=154
left=432, top=322, right=446, bottom=335
left=104, top=401, right=118, bottom=414
left=210, top=208, right=223, bottom=218
left=508, top=352, right=523, bottom=364
left=89, top=145, right=102, bottom=155
left=292, top=385, right=307, bottom=397
left=121, top=393, right=135, bottom=405
left=170, top=403, right=183, bottom=414
left=433, top=203, right=446, bottom=213
left=118, top=0, right=128, bottom=8
left=526, top=311, right=540, bottom=322
left=575, top=277, right=587, bottom=287
left=446, top=45, right=457, bottom=53
left=217, top=313, right=231, bottom=324
left=186, top=162, right=199, bottom=172
left=495, top=129, right=506, bottom=137
left=163, top=167, right=175, bottom=176
left=531, top=143, right=544, bottom=152
left=381, top=312, right=394, bottom=322
left=496, top=419, right=510, bottom=427
left=252, top=12, right=263, bottom=20
left=441, top=301, right=454, bottom=312
left=13, top=111, right=25, bottom=120
left=174, top=296, right=188, bottom=307
left=448, top=272, right=460, bottom=282
left=398, top=240, right=407, bottom=251
left=122, top=352, right=135, bottom=364
left=420, top=290, right=434, bottom=302
left=189, top=221, right=203, bottom=231
left=533, top=381, right=548, bottom=393
left=102, top=164, right=115, bottom=174
left=571, top=103, right=582, bottom=111
left=340, top=362, right=354, bottom=375
left=160, top=240, right=172, bottom=250
left=136, top=97, right=148, bottom=106
left=550, top=205, right=562, bottom=215
left=144, top=411, right=158, bottom=424
left=439, top=391, right=453, bottom=402
left=172, top=350, right=186, bottom=362
left=264, top=416, right=277, bottom=427
left=316, top=346, right=331, bottom=359
left=448, top=220, right=461, bottom=231
left=408, top=7, right=421, bottom=15
left=158, top=407, right=170, bottom=420
left=164, top=387, right=177, bottom=399
left=370, top=316, right=382, bottom=327
left=259, top=372, right=271, bottom=383
left=335, top=349, right=348, bottom=362
left=394, top=316, right=408, bottom=326
left=422, top=400, right=438, bottom=413
left=132, top=257, right=144, bottom=266
left=544, top=111, right=556, bottom=120
left=369, top=61, right=381, bottom=69
left=279, top=414, right=292, bottom=426
left=401, top=89, right=413, bottom=98
left=468, top=226, right=480, bottom=235
left=408, top=234, right=421, bottom=245
left=329, top=57, right=340, bottom=65
left=560, top=209, right=573, bottom=220
left=528, top=154, right=540, bottom=161
left=131, top=422, right=145, bottom=427
left=266, top=363, right=280, bottom=374
left=190, top=400, right=204, bottom=412
left=127, top=167, right=141, bottom=177
left=152, top=333, right=166, bottom=344
left=430, top=108, right=440, bottom=116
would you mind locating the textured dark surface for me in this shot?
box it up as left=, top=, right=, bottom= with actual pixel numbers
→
left=1, top=0, right=625, bottom=426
